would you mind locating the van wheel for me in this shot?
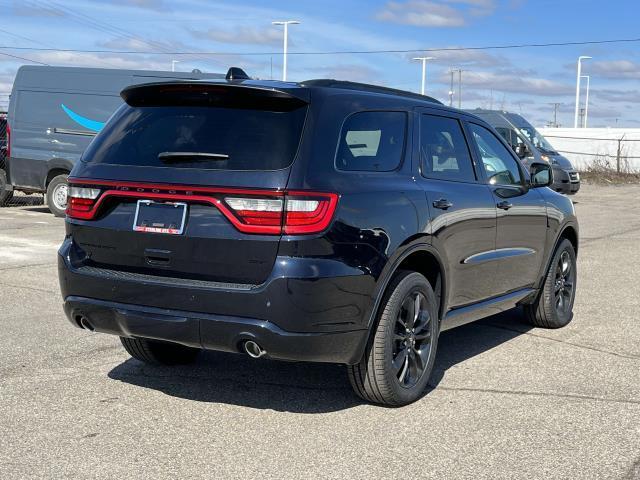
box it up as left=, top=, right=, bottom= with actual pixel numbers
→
left=524, top=239, right=577, bottom=328
left=347, top=270, right=439, bottom=406
left=120, top=337, right=201, bottom=365
left=0, top=169, right=13, bottom=206
left=46, top=174, right=68, bottom=217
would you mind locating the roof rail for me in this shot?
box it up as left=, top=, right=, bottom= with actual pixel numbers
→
left=300, top=79, right=443, bottom=105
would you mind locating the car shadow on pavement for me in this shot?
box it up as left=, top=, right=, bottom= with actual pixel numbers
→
left=107, top=308, right=532, bottom=413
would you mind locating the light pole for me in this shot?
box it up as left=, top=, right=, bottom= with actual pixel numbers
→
left=581, top=75, right=590, bottom=128
left=272, top=20, right=300, bottom=81
left=412, top=56, right=435, bottom=95
left=171, top=60, right=179, bottom=72
left=574, top=56, right=591, bottom=128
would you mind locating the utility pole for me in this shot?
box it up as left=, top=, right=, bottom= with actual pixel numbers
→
left=448, top=69, right=455, bottom=107
left=550, top=103, right=561, bottom=128
left=412, top=56, right=435, bottom=95
left=457, top=69, right=463, bottom=109
left=579, top=107, right=585, bottom=128
left=581, top=75, right=590, bottom=128
left=574, top=56, right=591, bottom=128
left=272, top=20, right=300, bottom=81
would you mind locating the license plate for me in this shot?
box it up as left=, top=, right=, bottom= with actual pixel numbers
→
left=133, top=200, right=187, bottom=235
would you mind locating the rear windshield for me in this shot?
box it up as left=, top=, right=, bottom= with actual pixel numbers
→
left=82, top=104, right=307, bottom=170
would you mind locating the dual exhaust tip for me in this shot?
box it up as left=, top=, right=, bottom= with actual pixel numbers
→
left=77, top=313, right=266, bottom=359
left=243, top=340, right=266, bottom=359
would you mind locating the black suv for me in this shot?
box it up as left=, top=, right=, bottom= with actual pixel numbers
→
left=58, top=74, right=578, bottom=406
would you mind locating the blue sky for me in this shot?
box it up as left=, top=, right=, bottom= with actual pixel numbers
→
left=1, top=0, right=639, bottom=127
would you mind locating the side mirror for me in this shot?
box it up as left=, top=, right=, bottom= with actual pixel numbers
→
left=514, top=144, right=528, bottom=159
left=529, top=162, right=552, bottom=188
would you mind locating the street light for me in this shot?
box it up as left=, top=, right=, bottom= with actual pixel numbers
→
left=574, top=56, right=591, bottom=128
left=171, top=60, right=179, bottom=72
left=412, top=56, right=435, bottom=95
left=272, top=20, right=300, bottom=81
left=581, top=75, right=590, bottom=128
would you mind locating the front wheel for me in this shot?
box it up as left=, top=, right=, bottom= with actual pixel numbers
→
left=348, top=270, right=439, bottom=406
left=46, top=174, right=68, bottom=217
left=524, top=239, right=577, bottom=328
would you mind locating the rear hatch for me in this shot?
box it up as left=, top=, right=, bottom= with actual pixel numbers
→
left=66, top=81, right=312, bottom=285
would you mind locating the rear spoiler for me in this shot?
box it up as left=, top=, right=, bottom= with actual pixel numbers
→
left=120, top=82, right=309, bottom=112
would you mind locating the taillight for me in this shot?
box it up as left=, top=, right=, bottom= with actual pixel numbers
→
left=65, top=179, right=339, bottom=235
left=5, top=122, right=10, bottom=158
left=223, top=192, right=338, bottom=235
left=66, top=186, right=101, bottom=219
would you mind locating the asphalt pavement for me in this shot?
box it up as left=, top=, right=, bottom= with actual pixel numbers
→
left=0, top=184, right=639, bottom=479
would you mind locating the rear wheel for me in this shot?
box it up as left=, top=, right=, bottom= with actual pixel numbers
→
left=46, top=174, right=68, bottom=217
left=0, top=169, right=13, bottom=206
left=348, top=270, right=439, bottom=406
left=525, top=239, right=577, bottom=328
left=120, top=337, right=201, bottom=365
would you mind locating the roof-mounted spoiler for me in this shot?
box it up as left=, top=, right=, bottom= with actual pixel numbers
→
left=120, top=81, right=309, bottom=111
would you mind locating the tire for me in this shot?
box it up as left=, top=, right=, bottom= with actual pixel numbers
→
left=0, top=169, right=13, bottom=206
left=524, top=239, right=577, bottom=329
left=46, top=174, right=68, bottom=217
left=120, top=337, right=201, bottom=365
left=348, top=270, right=439, bottom=406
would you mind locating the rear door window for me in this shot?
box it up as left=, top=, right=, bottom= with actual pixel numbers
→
left=420, top=114, right=476, bottom=182
left=336, top=111, right=406, bottom=171
left=83, top=104, right=308, bottom=171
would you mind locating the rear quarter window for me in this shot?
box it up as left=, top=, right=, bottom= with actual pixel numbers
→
left=336, top=111, right=407, bottom=172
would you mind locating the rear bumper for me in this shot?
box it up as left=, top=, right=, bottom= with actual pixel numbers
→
left=58, top=237, right=373, bottom=364
left=63, top=296, right=367, bottom=364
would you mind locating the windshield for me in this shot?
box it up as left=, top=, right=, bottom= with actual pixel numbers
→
left=518, top=127, right=556, bottom=154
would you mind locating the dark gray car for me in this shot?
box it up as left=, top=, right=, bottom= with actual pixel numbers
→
left=468, top=110, right=580, bottom=195
left=3, top=66, right=224, bottom=215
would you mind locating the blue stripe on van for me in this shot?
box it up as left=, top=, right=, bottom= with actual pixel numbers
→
left=60, top=104, right=106, bottom=132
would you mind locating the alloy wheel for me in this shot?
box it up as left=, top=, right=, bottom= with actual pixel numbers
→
left=554, top=250, right=575, bottom=315
left=392, top=290, right=433, bottom=388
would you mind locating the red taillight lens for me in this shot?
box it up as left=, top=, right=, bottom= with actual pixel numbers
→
left=65, top=179, right=338, bottom=235
left=283, top=194, right=338, bottom=234
left=66, top=186, right=101, bottom=219
left=223, top=192, right=338, bottom=235
left=5, top=122, right=10, bottom=158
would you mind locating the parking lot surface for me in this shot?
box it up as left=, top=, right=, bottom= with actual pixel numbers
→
left=1, top=184, right=639, bottom=479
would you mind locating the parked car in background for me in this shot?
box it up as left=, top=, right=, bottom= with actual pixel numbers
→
left=3, top=66, right=224, bottom=215
left=59, top=72, right=579, bottom=406
left=468, top=110, right=580, bottom=195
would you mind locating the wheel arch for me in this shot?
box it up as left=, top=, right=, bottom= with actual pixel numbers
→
left=368, top=243, right=448, bottom=329
left=535, top=221, right=579, bottom=292
left=43, top=158, right=73, bottom=189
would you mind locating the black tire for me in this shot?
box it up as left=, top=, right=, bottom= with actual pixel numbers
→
left=348, top=270, right=439, bottom=406
left=0, top=169, right=13, bottom=206
left=524, top=239, right=577, bottom=329
left=120, top=337, right=201, bottom=365
left=46, top=174, right=68, bottom=217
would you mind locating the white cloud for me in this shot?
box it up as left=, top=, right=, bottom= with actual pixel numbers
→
left=189, top=26, right=284, bottom=46
left=376, top=1, right=466, bottom=27
left=375, top=0, right=497, bottom=27
left=588, top=60, right=640, bottom=80
left=112, top=0, right=169, bottom=11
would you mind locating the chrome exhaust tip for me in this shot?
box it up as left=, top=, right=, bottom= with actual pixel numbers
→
left=244, top=340, right=266, bottom=359
left=78, top=315, right=94, bottom=332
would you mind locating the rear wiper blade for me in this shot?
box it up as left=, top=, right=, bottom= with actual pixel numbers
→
left=158, top=151, right=230, bottom=162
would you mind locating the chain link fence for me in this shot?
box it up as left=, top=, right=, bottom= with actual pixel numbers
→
left=1, top=113, right=46, bottom=208
left=538, top=128, right=640, bottom=175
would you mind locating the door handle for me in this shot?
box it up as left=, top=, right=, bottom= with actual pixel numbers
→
left=497, top=201, right=513, bottom=210
left=433, top=198, right=453, bottom=210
